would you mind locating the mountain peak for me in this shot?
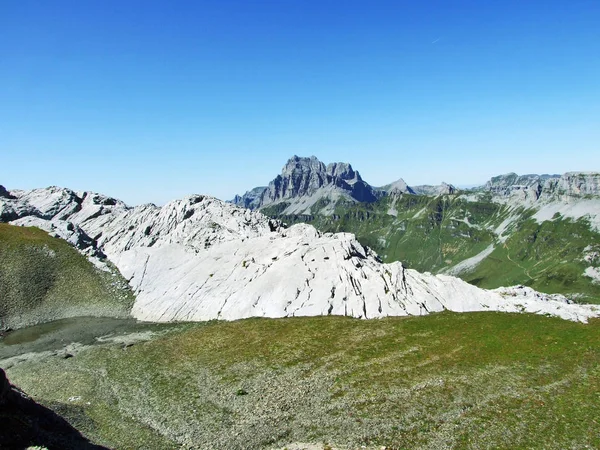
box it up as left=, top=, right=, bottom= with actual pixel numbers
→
left=282, top=155, right=325, bottom=175
left=326, top=162, right=362, bottom=183
left=233, top=156, right=377, bottom=212
left=383, top=178, right=414, bottom=195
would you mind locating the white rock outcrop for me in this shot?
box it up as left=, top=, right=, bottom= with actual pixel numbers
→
left=1, top=186, right=599, bottom=323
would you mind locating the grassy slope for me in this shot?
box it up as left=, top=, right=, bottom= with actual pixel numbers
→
left=263, top=195, right=600, bottom=301
left=6, top=313, right=600, bottom=449
left=0, top=224, right=134, bottom=330
left=263, top=195, right=504, bottom=272
left=464, top=216, right=600, bottom=301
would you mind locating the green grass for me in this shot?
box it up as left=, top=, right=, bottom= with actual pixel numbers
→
left=6, top=312, right=600, bottom=449
left=0, top=223, right=134, bottom=330
left=464, top=217, right=600, bottom=301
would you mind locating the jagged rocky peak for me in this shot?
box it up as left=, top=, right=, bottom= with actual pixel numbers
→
left=282, top=155, right=326, bottom=177
left=270, top=155, right=329, bottom=201
left=234, top=155, right=378, bottom=211
left=326, top=161, right=361, bottom=183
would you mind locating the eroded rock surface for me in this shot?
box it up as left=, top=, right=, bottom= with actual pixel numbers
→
left=2, top=185, right=599, bottom=323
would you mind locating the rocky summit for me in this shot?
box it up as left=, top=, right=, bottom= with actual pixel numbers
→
left=232, top=155, right=380, bottom=214
left=232, top=155, right=456, bottom=215
left=1, top=184, right=599, bottom=324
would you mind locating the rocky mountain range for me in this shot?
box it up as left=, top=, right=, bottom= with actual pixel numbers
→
left=232, top=155, right=456, bottom=215
left=233, top=156, right=600, bottom=217
left=229, top=156, right=600, bottom=302
left=2, top=183, right=598, bottom=324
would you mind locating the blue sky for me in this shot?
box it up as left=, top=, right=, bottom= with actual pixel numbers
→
left=1, top=0, right=599, bottom=205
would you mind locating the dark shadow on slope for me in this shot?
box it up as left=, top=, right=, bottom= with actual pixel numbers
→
left=0, top=368, right=110, bottom=450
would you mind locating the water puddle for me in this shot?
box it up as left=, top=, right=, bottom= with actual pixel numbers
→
left=0, top=316, right=181, bottom=362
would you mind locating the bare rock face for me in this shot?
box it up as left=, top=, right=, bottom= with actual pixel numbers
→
left=121, top=223, right=599, bottom=323
left=2, top=185, right=599, bottom=323
left=231, top=186, right=267, bottom=209
left=233, top=156, right=378, bottom=212
left=411, top=182, right=456, bottom=196
left=266, top=156, right=330, bottom=202
left=483, top=173, right=555, bottom=202
left=482, top=172, right=600, bottom=201
left=542, top=172, right=600, bottom=198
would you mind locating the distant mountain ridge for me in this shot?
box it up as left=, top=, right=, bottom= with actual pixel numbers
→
left=233, top=156, right=600, bottom=215
left=231, top=155, right=455, bottom=215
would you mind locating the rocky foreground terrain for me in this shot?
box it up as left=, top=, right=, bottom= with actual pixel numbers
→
left=1, top=183, right=599, bottom=324
left=3, top=313, right=600, bottom=449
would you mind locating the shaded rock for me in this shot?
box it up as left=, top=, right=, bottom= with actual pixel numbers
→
left=232, top=156, right=378, bottom=213
left=0, top=185, right=16, bottom=199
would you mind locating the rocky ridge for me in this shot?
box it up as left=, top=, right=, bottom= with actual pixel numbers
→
left=469, top=172, right=600, bottom=232
left=232, top=156, right=380, bottom=214
left=232, top=156, right=456, bottom=215
left=233, top=157, right=600, bottom=218
left=1, top=184, right=599, bottom=323
left=477, top=171, right=600, bottom=203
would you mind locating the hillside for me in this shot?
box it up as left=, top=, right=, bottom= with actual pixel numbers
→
left=0, top=223, right=134, bottom=330
left=4, top=313, right=600, bottom=449
left=264, top=193, right=600, bottom=301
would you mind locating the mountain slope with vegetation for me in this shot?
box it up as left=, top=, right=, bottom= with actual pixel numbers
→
left=0, top=223, right=134, bottom=330
left=4, top=312, right=600, bottom=449
left=264, top=194, right=600, bottom=302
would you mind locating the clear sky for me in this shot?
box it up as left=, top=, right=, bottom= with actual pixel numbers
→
left=1, top=0, right=599, bottom=205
